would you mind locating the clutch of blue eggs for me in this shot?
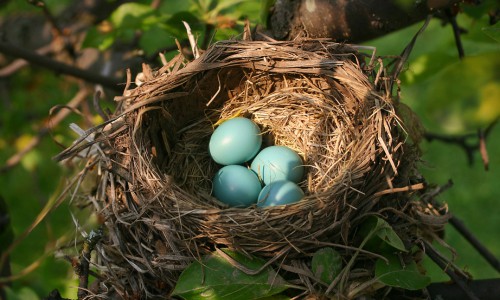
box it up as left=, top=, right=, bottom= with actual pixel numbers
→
left=209, top=117, right=305, bottom=208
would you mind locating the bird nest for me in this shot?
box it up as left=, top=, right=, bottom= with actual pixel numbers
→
left=57, top=37, right=447, bottom=299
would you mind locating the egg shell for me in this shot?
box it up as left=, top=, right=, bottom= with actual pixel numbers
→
left=212, top=165, right=262, bottom=207
left=209, top=117, right=262, bottom=165
left=251, top=146, right=304, bottom=185
left=257, top=180, right=304, bottom=207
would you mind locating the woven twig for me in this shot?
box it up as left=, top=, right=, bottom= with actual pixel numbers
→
left=58, top=38, right=445, bottom=298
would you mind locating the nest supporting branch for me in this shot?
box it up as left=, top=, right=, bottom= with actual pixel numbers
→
left=449, top=216, right=500, bottom=273
left=427, top=180, right=500, bottom=273
left=422, top=240, right=479, bottom=300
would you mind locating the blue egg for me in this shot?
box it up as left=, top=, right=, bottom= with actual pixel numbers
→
left=257, top=180, right=304, bottom=207
left=251, top=146, right=304, bottom=185
left=209, top=117, right=262, bottom=165
left=212, top=165, right=262, bottom=207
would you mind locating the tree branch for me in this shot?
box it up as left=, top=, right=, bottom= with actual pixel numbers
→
left=428, top=279, right=500, bottom=300
left=422, top=240, right=480, bottom=300
left=76, top=228, right=102, bottom=300
left=268, top=0, right=464, bottom=43
left=423, top=180, right=500, bottom=273
left=0, top=43, right=54, bottom=76
left=0, top=41, right=122, bottom=90
left=424, top=117, right=498, bottom=170
left=444, top=7, right=466, bottom=59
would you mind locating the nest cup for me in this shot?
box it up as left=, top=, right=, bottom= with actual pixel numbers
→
left=134, top=41, right=404, bottom=255
left=59, top=39, right=434, bottom=298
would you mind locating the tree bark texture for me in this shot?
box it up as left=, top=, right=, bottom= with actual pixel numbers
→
left=268, top=0, right=461, bottom=42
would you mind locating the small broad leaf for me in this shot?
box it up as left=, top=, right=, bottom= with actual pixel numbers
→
left=81, top=26, right=104, bottom=49
left=375, top=253, right=431, bottom=290
left=359, top=216, right=407, bottom=252
left=110, top=3, right=155, bottom=29
left=172, top=249, right=289, bottom=300
left=311, top=247, right=343, bottom=284
left=139, top=26, right=175, bottom=55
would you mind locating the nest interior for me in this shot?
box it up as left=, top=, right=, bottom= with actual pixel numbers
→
left=58, top=38, right=446, bottom=298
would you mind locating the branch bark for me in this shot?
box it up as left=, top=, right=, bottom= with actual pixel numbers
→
left=0, top=41, right=122, bottom=90
left=268, top=0, right=463, bottom=42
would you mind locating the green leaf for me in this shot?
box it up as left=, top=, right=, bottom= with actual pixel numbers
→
left=463, top=0, right=499, bottom=20
left=482, top=23, right=500, bottom=43
left=212, top=0, right=247, bottom=16
left=4, top=286, right=40, bottom=300
left=406, top=52, right=500, bottom=132
left=260, top=0, right=276, bottom=25
left=375, top=253, right=431, bottom=290
left=359, top=216, right=407, bottom=252
left=139, top=26, right=176, bottom=55
left=172, top=249, right=289, bottom=300
left=311, top=247, right=342, bottom=284
left=158, top=1, right=192, bottom=15
left=110, top=3, right=155, bottom=29
left=165, top=11, right=202, bottom=36
left=82, top=26, right=116, bottom=51
left=81, top=26, right=103, bottom=49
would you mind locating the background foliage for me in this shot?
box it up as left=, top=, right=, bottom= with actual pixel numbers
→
left=0, top=0, right=498, bottom=298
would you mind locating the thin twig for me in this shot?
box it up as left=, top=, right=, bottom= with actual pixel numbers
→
left=77, top=228, right=103, bottom=300
left=145, top=41, right=189, bottom=62
left=0, top=44, right=54, bottom=77
left=202, top=23, right=215, bottom=50
left=374, top=182, right=425, bottom=197
left=445, top=8, right=465, bottom=59
left=28, top=0, right=63, bottom=37
left=422, top=240, right=479, bottom=300
left=390, top=15, right=431, bottom=93
left=150, top=0, right=161, bottom=9
left=0, top=41, right=122, bottom=90
left=0, top=88, right=89, bottom=174
left=424, top=117, right=499, bottom=168
left=28, top=0, right=76, bottom=60
left=93, top=88, right=109, bottom=121
left=183, top=21, right=200, bottom=59
left=424, top=181, right=500, bottom=272
left=449, top=215, right=500, bottom=273
left=425, top=130, right=476, bottom=165
left=480, top=117, right=499, bottom=170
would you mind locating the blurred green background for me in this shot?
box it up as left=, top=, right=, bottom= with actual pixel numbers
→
left=0, top=0, right=498, bottom=298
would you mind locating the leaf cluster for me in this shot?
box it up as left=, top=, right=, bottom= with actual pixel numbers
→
left=172, top=216, right=430, bottom=299
left=83, top=1, right=261, bottom=56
